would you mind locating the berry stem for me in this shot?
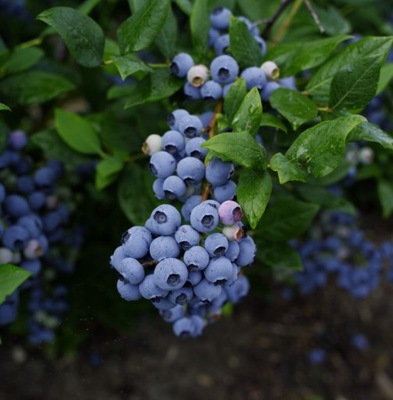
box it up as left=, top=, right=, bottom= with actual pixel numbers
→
left=260, top=0, right=294, bottom=39
left=207, top=99, right=223, bottom=139
left=272, top=0, right=303, bottom=44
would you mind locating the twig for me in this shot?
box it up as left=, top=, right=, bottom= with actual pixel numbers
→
left=272, top=0, right=303, bottom=44
left=261, top=0, right=294, bottom=39
left=304, top=0, right=324, bottom=33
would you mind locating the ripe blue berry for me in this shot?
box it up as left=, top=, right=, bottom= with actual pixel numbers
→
left=174, top=225, right=200, bottom=250
left=176, top=157, right=205, bottom=185
left=225, top=275, right=250, bottom=303
left=162, top=130, right=185, bottom=154
left=149, top=236, right=180, bottom=261
left=146, top=204, right=182, bottom=236
left=213, top=34, right=230, bottom=55
left=168, top=286, right=194, bottom=305
left=119, top=257, right=145, bottom=285
left=122, top=226, right=152, bottom=259
left=236, top=236, right=256, bottom=267
left=139, top=274, right=168, bottom=302
left=4, top=194, right=30, bottom=218
left=183, top=245, right=210, bottom=271
left=204, top=233, right=229, bottom=257
left=117, top=280, right=142, bottom=301
left=240, top=67, right=267, bottom=90
left=204, top=256, right=233, bottom=285
left=163, top=175, right=187, bottom=200
left=205, top=157, right=234, bottom=186
left=210, top=55, right=239, bottom=84
left=149, top=151, right=177, bottom=179
left=200, top=80, right=223, bottom=100
left=153, top=258, right=188, bottom=291
left=170, top=53, right=194, bottom=78
left=213, top=180, right=236, bottom=203
left=261, top=81, right=281, bottom=101
left=178, top=115, right=203, bottom=138
left=194, top=278, right=222, bottom=302
left=2, top=225, right=30, bottom=251
left=190, top=200, right=220, bottom=233
left=210, top=7, right=232, bottom=30
left=183, top=82, right=202, bottom=99
left=181, top=195, right=202, bottom=221
left=185, top=137, right=208, bottom=160
left=167, top=109, right=189, bottom=131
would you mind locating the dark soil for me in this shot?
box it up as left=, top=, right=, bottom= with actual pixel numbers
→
left=1, top=214, right=393, bottom=400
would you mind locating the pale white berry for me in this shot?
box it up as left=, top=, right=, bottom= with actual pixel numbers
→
left=358, top=147, right=374, bottom=165
left=142, top=134, right=162, bottom=155
left=187, top=64, right=209, bottom=87
left=261, top=61, right=280, bottom=80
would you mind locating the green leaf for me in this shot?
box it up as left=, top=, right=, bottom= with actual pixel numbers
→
left=118, top=163, right=157, bottom=225
left=124, top=68, right=182, bottom=108
left=237, top=169, right=272, bottom=229
left=270, top=88, right=318, bottom=130
left=190, top=0, right=210, bottom=58
left=174, top=0, right=193, bottom=15
left=329, top=57, right=381, bottom=111
left=0, top=264, right=31, bottom=305
left=258, top=241, right=303, bottom=274
left=96, top=155, right=125, bottom=190
left=259, top=198, right=319, bottom=242
left=0, top=71, right=75, bottom=105
left=154, top=5, right=178, bottom=59
left=117, top=0, right=170, bottom=54
left=232, top=87, right=263, bottom=135
left=260, top=113, right=287, bottom=133
left=229, top=16, right=263, bottom=69
left=348, top=121, right=393, bottom=151
left=377, top=63, right=393, bottom=94
left=111, top=54, right=153, bottom=80
left=378, top=180, right=393, bottom=218
left=31, top=128, right=90, bottom=167
left=223, top=78, right=247, bottom=121
left=78, top=0, right=102, bottom=15
left=295, top=184, right=356, bottom=215
left=1, top=47, right=44, bottom=75
left=306, top=36, right=393, bottom=101
left=37, top=7, right=105, bottom=67
left=202, top=131, right=267, bottom=168
left=0, top=103, right=11, bottom=111
left=55, top=109, right=103, bottom=155
left=267, top=35, right=350, bottom=77
left=270, top=115, right=365, bottom=184
left=314, top=5, right=351, bottom=36
left=237, top=0, right=278, bottom=21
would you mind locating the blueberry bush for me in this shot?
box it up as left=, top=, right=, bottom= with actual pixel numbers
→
left=0, top=0, right=393, bottom=346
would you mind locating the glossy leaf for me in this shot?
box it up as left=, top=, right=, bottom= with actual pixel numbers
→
left=0, top=103, right=11, bottom=111
left=260, top=113, right=287, bottom=133
left=111, top=54, right=153, bottom=80
left=55, top=109, right=103, bottom=155
left=1, top=47, right=44, bottom=75
left=202, top=131, right=267, bottom=169
left=223, top=78, right=247, bottom=121
left=348, top=121, right=393, bottom=151
left=0, top=264, right=31, bottom=305
left=117, top=0, right=170, bottom=54
left=37, top=7, right=105, bottom=67
left=237, top=169, right=272, bottom=229
left=96, top=155, right=125, bottom=190
left=154, top=5, right=178, bottom=59
left=270, top=88, right=318, bottom=130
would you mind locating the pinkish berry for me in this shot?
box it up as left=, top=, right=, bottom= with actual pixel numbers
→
left=218, top=200, right=243, bottom=225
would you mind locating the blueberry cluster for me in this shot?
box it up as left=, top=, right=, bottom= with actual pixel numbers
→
left=170, top=7, right=296, bottom=102
left=0, top=130, right=80, bottom=344
left=290, top=211, right=384, bottom=299
left=110, top=200, right=255, bottom=337
left=0, top=0, right=31, bottom=22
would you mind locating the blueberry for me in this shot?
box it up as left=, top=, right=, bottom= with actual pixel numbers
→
left=185, top=137, right=208, bottom=160
left=153, top=258, right=188, bottom=290
left=224, top=275, right=250, bottom=303
left=27, top=191, right=46, bottom=211
left=178, top=115, right=203, bottom=138
left=174, top=225, right=200, bottom=250
left=162, top=175, right=187, bottom=200
left=119, top=257, right=145, bottom=285
left=200, top=80, right=223, bottom=100
left=34, top=167, right=56, bottom=189
left=149, top=235, right=180, bottom=261
left=204, top=256, right=233, bottom=285
left=176, top=157, right=205, bottom=185
left=167, top=109, right=190, bottom=131
left=210, top=7, right=232, bottom=30
left=162, top=130, right=185, bottom=154
left=237, top=16, right=259, bottom=36
left=260, top=81, right=281, bottom=101
left=16, top=176, right=35, bottom=194
left=254, top=36, right=267, bottom=56
left=183, top=82, right=202, bottom=99
left=190, top=200, right=220, bottom=233
left=187, top=270, right=203, bottom=286
left=173, top=316, right=197, bottom=337
left=2, top=225, right=30, bottom=251
left=197, top=111, right=215, bottom=129
left=122, top=226, right=152, bottom=259
left=147, top=204, right=182, bottom=236
left=213, top=180, right=237, bottom=203
left=142, top=134, right=162, bottom=155
left=170, top=53, right=194, bottom=78
left=194, top=279, right=222, bottom=302
left=139, top=274, right=168, bottom=302
left=213, top=34, right=230, bottom=56
left=4, top=194, right=30, bottom=218
left=208, top=27, right=220, bottom=47
left=210, top=55, right=239, bottom=85
left=187, top=64, right=209, bottom=87
left=204, top=233, right=229, bottom=257
left=152, top=178, right=165, bottom=200
left=181, top=195, right=202, bottom=221
left=168, top=286, right=194, bottom=305
left=117, top=279, right=142, bottom=301
left=205, top=157, right=234, bottom=186
left=183, top=245, right=210, bottom=271
left=159, top=304, right=185, bottom=322
left=224, top=240, right=240, bottom=262
left=240, top=67, right=267, bottom=90
left=261, top=61, right=280, bottom=80
left=218, top=200, right=243, bottom=225
left=149, top=151, right=177, bottom=179
left=236, top=236, right=256, bottom=266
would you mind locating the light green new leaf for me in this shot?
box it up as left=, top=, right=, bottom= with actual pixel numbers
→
left=270, top=115, right=365, bottom=184
left=232, top=87, right=263, bottom=135
left=347, top=121, right=393, bottom=151
left=270, top=88, right=318, bottom=130
left=118, top=0, right=170, bottom=54
left=329, top=57, right=381, bottom=111
left=0, top=264, right=31, bottom=305
left=202, top=131, right=267, bottom=169
left=37, top=7, right=105, bottom=67
left=237, top=168, right=272, bottom=229
left=111, top=54, right=153, bottom=80
left=55, top=109, right=103, bottom=155
left=0, top=103, right=11, bottom=111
